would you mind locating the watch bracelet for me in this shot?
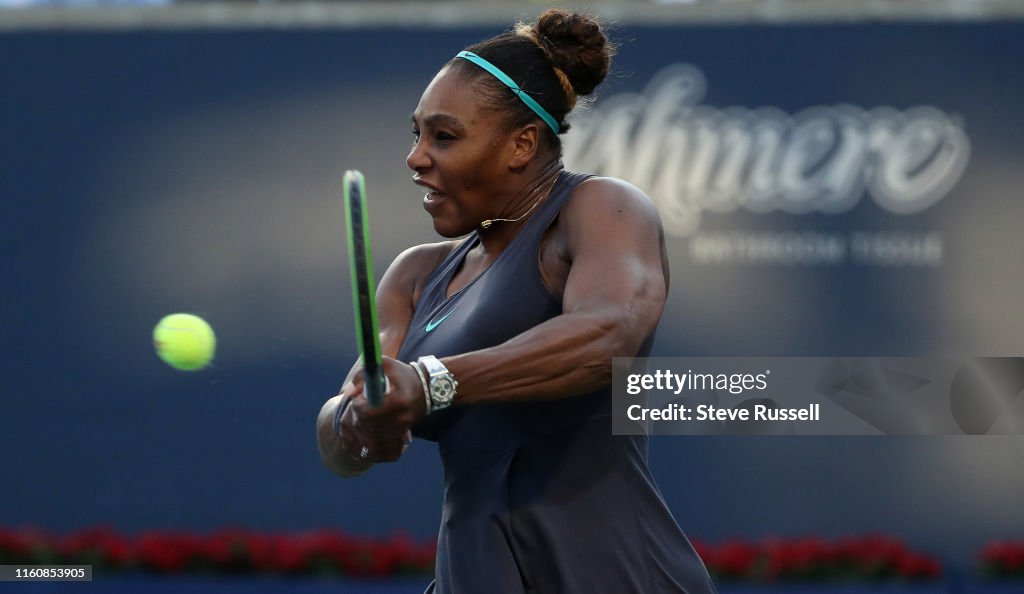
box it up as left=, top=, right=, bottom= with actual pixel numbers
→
left=410, top=360, right=432, bottom=415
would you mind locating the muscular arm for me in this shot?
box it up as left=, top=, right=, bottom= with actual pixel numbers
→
left=444, top=178, right=669, bottom=405
left=339, top=179, right=668, bottom=441
left=316, top=242, right=452, bottom=477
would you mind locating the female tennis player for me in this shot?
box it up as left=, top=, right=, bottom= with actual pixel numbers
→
left=317, top=9, right=716, bottom=593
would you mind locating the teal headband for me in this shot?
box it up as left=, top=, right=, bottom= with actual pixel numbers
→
left=455, top=50, right=560, bottom=134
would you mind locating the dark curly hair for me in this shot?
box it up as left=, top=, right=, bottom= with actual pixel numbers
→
left=446, top=9, right=615, bottom=154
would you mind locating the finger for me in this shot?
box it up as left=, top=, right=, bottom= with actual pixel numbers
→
left=339, top=403, right=371, bottom=457
left=360, top=374, right=414, bottom=420
left=340, top=427, right=362, bottom=459
left=369, top=439, right=406, bottom=463
left=380, top=357, right=401, bottom=392
left=340, top=382, right=357, bottom=398
left=349, top=386, right=373, bottom=416
left=356, top=414, right=413, bottom=443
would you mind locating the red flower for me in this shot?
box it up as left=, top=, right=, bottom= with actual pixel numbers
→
left=137, top=532, right=203, bottom=573
left=716, top=539, right=759, bottom=578
left=57, top=525, right=132, bottom=568
left=981, top=541, right=1024, bottom=576
left=0, top=526, right=438, bottom=577
left=3, top=526, right=56, bottom=564
left=274, top=535, right=310, bottom=573
left=696, top=534, right=942, bottom=582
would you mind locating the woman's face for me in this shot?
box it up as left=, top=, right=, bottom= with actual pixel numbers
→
left=407, top=67, right=518, bottom=237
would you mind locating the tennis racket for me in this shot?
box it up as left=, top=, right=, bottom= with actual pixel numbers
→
left=343, top=170, right=386, bottom=407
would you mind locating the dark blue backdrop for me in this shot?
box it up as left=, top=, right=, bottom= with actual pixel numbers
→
left=2, top=21, right=1023, bottom=572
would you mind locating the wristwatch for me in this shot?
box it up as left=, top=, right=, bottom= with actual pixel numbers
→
left=417, top=355, right=458, bottom=412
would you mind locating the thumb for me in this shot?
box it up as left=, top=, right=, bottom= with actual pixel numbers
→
left=342, top=374, right=365, bottom=398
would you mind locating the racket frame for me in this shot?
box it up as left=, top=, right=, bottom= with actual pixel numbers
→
left=343, top=170, right=386, bottom=407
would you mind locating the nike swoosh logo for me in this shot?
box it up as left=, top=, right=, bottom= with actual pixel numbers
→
left=425, top=307, right=456, bottom=333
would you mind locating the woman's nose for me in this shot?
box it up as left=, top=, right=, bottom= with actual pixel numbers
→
left=406, top=140, right=430, bottom=172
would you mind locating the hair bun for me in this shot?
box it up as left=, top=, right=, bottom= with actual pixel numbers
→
left=532, top=9, right=614, bottom=97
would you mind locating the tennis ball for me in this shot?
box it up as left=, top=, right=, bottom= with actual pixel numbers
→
left=153, top=313, right=216, bottom=371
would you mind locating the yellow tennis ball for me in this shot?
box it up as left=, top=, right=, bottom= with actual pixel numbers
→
left=153, top=313, right=216, bottom=371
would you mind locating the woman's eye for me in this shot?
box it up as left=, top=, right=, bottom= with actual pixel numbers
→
left=411, top=128, right=454, bottom=145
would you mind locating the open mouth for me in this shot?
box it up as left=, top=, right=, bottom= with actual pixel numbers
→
left=414, top=176, right=447, bottom=212
left=422, top=191, right=448, bottom=214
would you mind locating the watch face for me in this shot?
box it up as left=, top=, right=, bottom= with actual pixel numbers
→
left=431, top=377, right=456, bottom=404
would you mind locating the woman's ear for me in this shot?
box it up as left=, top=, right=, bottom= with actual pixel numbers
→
left=508, top=123, right=541, bottom=169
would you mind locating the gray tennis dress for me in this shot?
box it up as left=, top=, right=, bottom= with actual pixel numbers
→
left=398, top=171, right=717, bottom=594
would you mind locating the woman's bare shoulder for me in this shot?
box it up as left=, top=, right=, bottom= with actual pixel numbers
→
left=381, top=240, right=463, bottom=306
left=560, top=176, right=662, bottom=236
left=392, top=240, right=461, bottom=276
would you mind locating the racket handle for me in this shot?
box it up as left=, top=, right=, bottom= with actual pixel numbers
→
left=364, top=372, right=388, bottom=407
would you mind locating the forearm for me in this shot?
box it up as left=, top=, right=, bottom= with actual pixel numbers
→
left=443, top=308, right=642, bottom=406
left=316, top=396, right=373, bottom=477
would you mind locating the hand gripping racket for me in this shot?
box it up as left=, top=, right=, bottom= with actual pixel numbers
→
left=343, top=170, right=386, bottom=407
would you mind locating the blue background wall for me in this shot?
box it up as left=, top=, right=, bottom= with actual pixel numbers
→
left=2, top=22, right=1023, bottom=572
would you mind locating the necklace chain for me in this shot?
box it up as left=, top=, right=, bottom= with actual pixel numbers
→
left=480, top=167, right=562, bottom=229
